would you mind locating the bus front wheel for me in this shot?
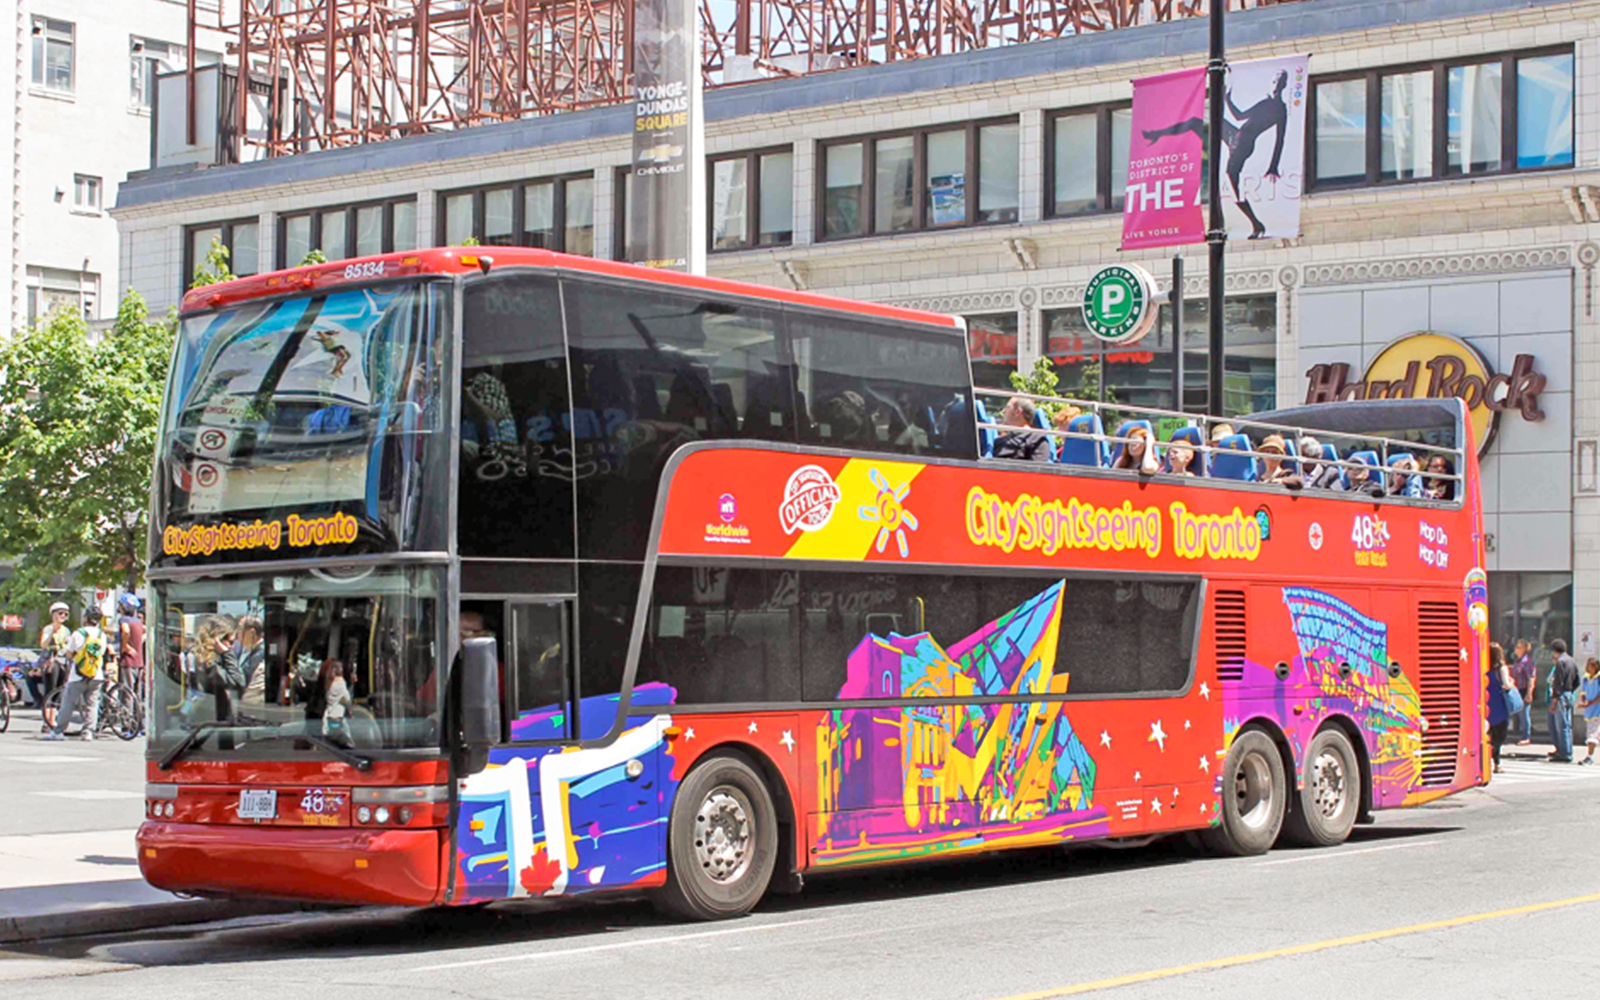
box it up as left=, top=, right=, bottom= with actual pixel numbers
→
left=656, top=753, right=778, bottom=921
left=1202, top=729, right=1285, bottom=857
left=1281, top=728, right=1361, bottom=848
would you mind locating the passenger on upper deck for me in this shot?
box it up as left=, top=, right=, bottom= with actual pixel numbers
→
left=1165, top=439, right=1198, bottom=476
left=1297, top=436, right=1341, bottom=490
left=1388, top=455, right=1422, bottom=497
left=1425, top=455, right=1456, bottom=501
left=1257, top=434, right=1304, bottom=489
left=992, top=397, right=1053, bottom=464
left=1110, top=423, right=1160, bottom=475
left=1336, top=455, right=1385, bottom=498
left=1050, top=404, right=1083, bottom=435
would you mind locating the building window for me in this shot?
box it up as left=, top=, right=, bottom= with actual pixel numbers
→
left=1046, top=103, right=1132, bottom=217
left=184, top=219, right=261, bottom=290
left=27, top=267, right=98, bottom=325
left=72, top=174, right=100, bottom=211
left=130, top=37, right=184, bottom=109
left=31, top=17, right=73, bottom=93
left=1487, top=572, right=1572, bottom=708
left=1309, top=47, right=1573, bottom=190
left=276, top=197, right=417, bottom=267
left=1042, top=294, right=1277, bottom=417
left=818, top=118, right=1019, bottom=240
left=709, top=147, right=794, bottom=251
left=614, top=168, right=633, bottom=260
left=437, top=174, right=594, bottom=255
left=966, top=313, right=1019, bottom=392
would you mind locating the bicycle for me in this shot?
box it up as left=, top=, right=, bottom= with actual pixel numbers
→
left=97, top=677, right=144, bottom=741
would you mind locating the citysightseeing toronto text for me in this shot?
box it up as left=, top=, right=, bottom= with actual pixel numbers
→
left=964, top=488, right=1262, bottom=562
left=161, top=512, right=360, bottom=557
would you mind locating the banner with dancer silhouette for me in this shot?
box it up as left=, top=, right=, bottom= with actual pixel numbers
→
left=1216, top=53, right=1309, bottom=240
left=1122, top=67, right=1206, bottom=250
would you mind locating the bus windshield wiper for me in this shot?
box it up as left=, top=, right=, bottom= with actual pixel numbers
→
left=157, top=720, right=240, bottom=771
left=242, top=731, right=374, bottom=772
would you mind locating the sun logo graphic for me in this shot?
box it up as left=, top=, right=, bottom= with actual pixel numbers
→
left=858, top=468, right=918, bottom=558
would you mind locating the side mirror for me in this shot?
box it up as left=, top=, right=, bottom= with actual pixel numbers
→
left=459, top=637, right=501, bottom=749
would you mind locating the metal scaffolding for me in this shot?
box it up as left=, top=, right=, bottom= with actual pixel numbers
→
left=200, top=0, right=1303, bottom=159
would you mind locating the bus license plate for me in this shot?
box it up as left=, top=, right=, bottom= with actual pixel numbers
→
left=238, top=789, right=277, bottom=821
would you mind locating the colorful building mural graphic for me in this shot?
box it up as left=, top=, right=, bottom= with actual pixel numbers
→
left=1219, top=587, right=1424, bottom=805
left=813, top=580, right=1107, bottom=864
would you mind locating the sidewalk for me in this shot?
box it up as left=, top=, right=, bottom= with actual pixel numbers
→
left=0, top=708, right=301, bottom=943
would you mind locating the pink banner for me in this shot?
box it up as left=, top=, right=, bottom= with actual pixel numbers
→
left=1122, top=66, right=1206, bottom=250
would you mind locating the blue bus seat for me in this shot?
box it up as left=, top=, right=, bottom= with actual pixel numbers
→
left=1386, top=451, right=1424, bottom=498
left=1211, top=433, right=1260, bottom=481
left=1060, top=413, right=1109, bottom=467
left=1111, top=419, right=1153, bottom=468
left=974, top=398, right=997, bottom=458
left=1164, top=425, right=1205, bottom=475
left=1034, top=407, right=1058, bottom=461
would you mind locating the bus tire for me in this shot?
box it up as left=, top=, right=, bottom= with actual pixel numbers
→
left=655, top=753, right=778, bottom=921
left=1201, top=729, right=1285, bottom=857
left=1281, top=728, right=1361, bottom=848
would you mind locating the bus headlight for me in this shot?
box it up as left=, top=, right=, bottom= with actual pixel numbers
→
left=398, top=807, right=413, bottom=824
left=374, top=806, right=391, bottom=825
left=356, top=806, right=372, bottom=824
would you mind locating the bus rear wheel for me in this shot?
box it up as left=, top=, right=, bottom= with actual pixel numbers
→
left=655, top=753, right=778, bottom=921
left=1281, top=728, right=1361, bottom=848
left=1201, top=729, right=1285, bottom=857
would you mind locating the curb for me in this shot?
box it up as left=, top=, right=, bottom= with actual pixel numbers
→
left=0, top=899, right=309, bottom=945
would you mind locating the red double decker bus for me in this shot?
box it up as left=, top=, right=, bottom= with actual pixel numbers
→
left=139, top=247, right=1487, bottom=920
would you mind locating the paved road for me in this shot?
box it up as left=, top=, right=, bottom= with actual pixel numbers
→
left=3, top=747, right=1599, bottom=997
left=0, top=708, right=146, bottom=838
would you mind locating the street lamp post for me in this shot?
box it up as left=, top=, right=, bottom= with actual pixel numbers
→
left=1206, top=0, right=1227, bottom=418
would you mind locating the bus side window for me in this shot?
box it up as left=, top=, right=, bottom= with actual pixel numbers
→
left=564, top=279, right=792, bottom=562
left=788, top=313, right=975, bottom=459
left=459, top=273, right=574, bottom=560
left=508, top=601, right=569, bottom=739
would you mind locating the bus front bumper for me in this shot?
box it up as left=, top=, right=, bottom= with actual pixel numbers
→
left=137, top=821, right=445, bottom=907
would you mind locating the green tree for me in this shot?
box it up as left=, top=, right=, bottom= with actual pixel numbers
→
left=190, top=237, right=235, bottom=288
left=1009, top=357, right=1064, bottom=419
left=0, top=290, right=175, bottom=605
left=298, top=249, right=327, bottom=266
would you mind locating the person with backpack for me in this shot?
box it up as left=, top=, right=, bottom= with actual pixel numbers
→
left=42, top=607, right=108, bottom=741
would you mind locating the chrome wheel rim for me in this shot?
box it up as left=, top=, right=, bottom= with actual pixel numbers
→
left=693, top=787, right=753, bottom=884
left=1234, top=751, right=1275, bottom=832
left=1311, top=750, right=1347, bottom=820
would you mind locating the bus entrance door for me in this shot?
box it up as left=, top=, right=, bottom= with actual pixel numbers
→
left=455, top=598, right=575, bottom=902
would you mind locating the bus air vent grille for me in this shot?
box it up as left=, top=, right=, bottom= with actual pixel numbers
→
left=1416, top=601, right=1463, bottom=787
left=1213, top=590, right=1247, bottom=684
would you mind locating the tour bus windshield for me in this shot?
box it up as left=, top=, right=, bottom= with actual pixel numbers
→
left=157, top=281, right=450, bottom=563
left=147, top=566, right=443, bottom=754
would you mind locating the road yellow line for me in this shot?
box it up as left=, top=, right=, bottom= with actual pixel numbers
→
left=991, top=892, right=1600, bottom=999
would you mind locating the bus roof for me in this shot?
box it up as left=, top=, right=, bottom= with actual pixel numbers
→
left=178, top=246, right=964, bottom=332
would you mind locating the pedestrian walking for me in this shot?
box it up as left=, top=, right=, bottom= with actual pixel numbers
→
left=41, top=607, right=107, bottom=742
left=1547, top=639, right=1580, bottom=763
left=1511, top=638, right=1538, bottom=745
left=1486, top=642, right=1512, bottom=774
left=1580, top=658, right=1600, bottom=765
